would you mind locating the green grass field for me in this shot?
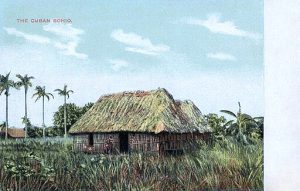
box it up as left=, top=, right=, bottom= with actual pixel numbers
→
left=0, top=138, right=263, bottom=191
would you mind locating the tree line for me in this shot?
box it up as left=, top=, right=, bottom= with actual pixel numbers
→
left=0, top=72, right=75, bottom=139
left=27, top=103, right=93, bottom=138
left=205, top=102, right=263, bottom=144
left=1, top=72, right=263, bottom=144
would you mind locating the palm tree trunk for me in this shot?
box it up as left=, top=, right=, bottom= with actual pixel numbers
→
left=25, top=89, right=28, bottom=139
left=5, top=93, right=8, bottom=140
left=42, top=96, right=45, bottom=138
left=64, top=95, right=67, bottom=138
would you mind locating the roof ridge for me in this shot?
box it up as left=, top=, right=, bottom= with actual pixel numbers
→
left=98, top=88, right=172, bottom=99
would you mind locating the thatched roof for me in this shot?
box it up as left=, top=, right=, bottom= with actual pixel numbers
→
left=0, top=126, right=25, bottom=138
left=69, top=88, right=210, bottom=134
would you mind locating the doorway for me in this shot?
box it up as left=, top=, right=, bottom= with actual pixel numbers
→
left=119, top=132, right=129, bottom=152
left=88, top=133, right=94, bottom=146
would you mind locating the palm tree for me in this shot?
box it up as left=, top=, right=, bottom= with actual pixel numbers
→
left=0, top=72, right=18, bottom=139
left=55, top=85, right=73, bottom=137
left=32, top=86, right=54, bottom=138
left=220, top=102, right=258, bottom=144
left=16, top=74, right=34, bottom=138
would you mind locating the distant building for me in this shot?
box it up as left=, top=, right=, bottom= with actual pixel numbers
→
left=0, top=125, right=25, bottom=139
left=69, top=88, right=211, bottom=154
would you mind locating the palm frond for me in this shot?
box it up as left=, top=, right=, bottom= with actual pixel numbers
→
left=241, top=113, right=253, bottom=120
left=253, top=117, right=264, bottom=121
left=35, top=86, right=43, bottom=91
left=55, top=85, right=73, bottom=99
left=47, top=93, right=54, bottom=100
left=0, top=72, right=18, bottom=95
left=16, top=74, right=24, bottom=80
left=45, top=94, right=50, bottom=101
left=247, top=120, right=259, bottom=128
left=66, top=90, right=74, bottom=98
left=5, top=72, right=11, bottom=79
left=223, top=120, right=234, bottom=127
left=28, top=82, right=33, bottom=87
left=220, top=110, right=237, bottom=118
left=67, top=90, right=74, bottom=94
left=34, top=95, right=41, bottom=102
left=13, top=81, right=20, bottom=90
left=49, top=93, right=54, bottom=99
left=27, top=76, right=35, bottom=80
left=15, top=81, right=23, bottom=87
left=54, top=89, right=63, bottom=92
left=32, top=92, right=39, bottom=98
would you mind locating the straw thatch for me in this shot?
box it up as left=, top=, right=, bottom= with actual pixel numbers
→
left=69, top=88, right=210, bottom=134
left=0, top=127, right=25, bottom=138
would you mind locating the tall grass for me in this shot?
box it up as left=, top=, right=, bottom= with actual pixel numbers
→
left=0, top=138, right=263, bottom=190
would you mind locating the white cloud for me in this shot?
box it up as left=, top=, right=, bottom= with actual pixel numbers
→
left=43, top=23, right=84, bottom=41
left=109, top=59, right=129, bottom=71
left=124, top=47, right=158, bottom=55
left=3, top=25, right=88, bottom=60
left=3, top=27, right=50, bottom=44
left=43, top=23, right=88, bottom=59
left=53, top=41, right=87, bottom=60
left=187, top=14, right=261, bottom=40
left=111, top=29, right=170, bottom=55
left=207, top=52, right=236, bottom=61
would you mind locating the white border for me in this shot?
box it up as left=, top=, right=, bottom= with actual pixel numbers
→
left=265, top=0, right=300, bottom=190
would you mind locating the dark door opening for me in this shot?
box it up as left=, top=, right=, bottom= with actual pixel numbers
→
left=119, top=133, right=129, bottom=153
left=88, top=133, right=94, bottom=146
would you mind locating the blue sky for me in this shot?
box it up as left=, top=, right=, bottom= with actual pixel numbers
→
left=0, top=0, right=263, bottom=127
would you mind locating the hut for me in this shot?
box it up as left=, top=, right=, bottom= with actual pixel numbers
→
left=69, top=88, right=211, bottom=154
left=0, top=126, right=25, bottom=139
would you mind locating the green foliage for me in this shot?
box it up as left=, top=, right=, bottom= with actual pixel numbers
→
left=81, top=102, right=94, bottom=114
left=54, top=85, right=73, bottom=98
left=21, top=117, right=31, bottom=127
left=52, top=103, right=94, bottom=136
left=32, top=86, right=54, bottom=102
left=0, top=121, right=5, bottom=129
left=27, top=126, right=43, bottom=138
left=4, top=152, right=55, bottom=180
left=53, top=103, right=81, bottom=136
left=204, top=113, right=227, bottom=140
left=0, top=72, right=19, bottom=96
left=221, top=102, right=263, bottom=144
left=25, top=103, right=93, bottom=138
left=0, top=138, right=263, bottom=190
left=27, top=126, right=57, bottom=138
left=254, top=117, right=264, bottom=138
left=15, top=74, right=34, bottom=93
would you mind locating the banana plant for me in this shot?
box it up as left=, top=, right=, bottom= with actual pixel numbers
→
left=221, top=102, right=262, bottom=144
